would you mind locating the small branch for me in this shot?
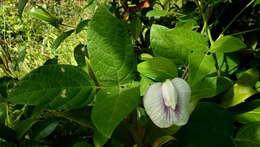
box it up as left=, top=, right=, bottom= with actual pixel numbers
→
left=218, top=0, right=255, bottom=39
left=228, top=28, right=260, bottom=36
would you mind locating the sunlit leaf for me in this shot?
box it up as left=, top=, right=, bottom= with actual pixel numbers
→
left=235, top=107, right=260, bottom=123
left=29, top=6, right=62, bottom=28
left=222, top=68, right=259, bottom=107
left=87, top=6, right=137, bottom=86
left=146, top=10, right=169, bottom=18
left=210, top=36, right=247, bottom=53
left=188, top=52, right=216, bottom=87
left=150, top=24, right=208, bottom=64
left=137, top=57, right=178, bottom=82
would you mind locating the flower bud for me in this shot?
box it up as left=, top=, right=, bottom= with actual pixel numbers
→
left=143, top=78, right=191, bottom=128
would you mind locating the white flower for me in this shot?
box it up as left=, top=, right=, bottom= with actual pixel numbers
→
left=143, top=78, right=191, bottom=128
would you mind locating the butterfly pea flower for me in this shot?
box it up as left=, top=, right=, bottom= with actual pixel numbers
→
left=143, top=78, right=191, bottom=128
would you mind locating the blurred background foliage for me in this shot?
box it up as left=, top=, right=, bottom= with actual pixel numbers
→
left=0, top=0, right=89, bottom=78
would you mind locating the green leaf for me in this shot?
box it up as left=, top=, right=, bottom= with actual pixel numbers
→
left=210, top=36, right=247, bottom=53
left=93, top=131, right=109, bottom=147
left=29, top=6, right=62, bottom=28
left=128, top=17, right=142, bottom=40
left=222, top=68, right=259, bottom=107
left=146, top=10, right=169, bottom=18
left=32, top=118, right=59, bottom=140
left=150, top=24, right=208, bottom=64
left=74, top=43, right=86, bottom=66
left=188, top=53, right=216, bottom=87
left=60, top=107, right=94, bottom=128
left=192, top=76, right=233, bottom=100
left=152, top=136, right=175, bottom=147
left=235, top=122, right=260, bottom=147
left=235, top=107, right=260, bottom=124
left=176, top=18, right=199, bottom=30
left=0, top=123, right=17, bottom=142
left=87, top=6, right=137, bottom=86
left=137, top=57, right=178, bottom=82
left=140, top=75, right=154, bottom=96
left=255, top=0, right=260, bottom=5
left=76, top=19, right=90, bottom=33
left=256, top=81, right=260, bottom=93
left=0, top=76, right=13, bottom=98
left=18, top=0, right=28, bottom=17
left=0, top=104, right=7, bottom=124
left=171, top=102, right=234, bottom=147
left=145, top=122, right=180, bottom=145
left=52, top=29, right=74, bottom=50
left=91, top=87, right=140, bottom=137
left=8, top=64, right=95, bottom=110
left=72, top=142, right=92, bottom=147
left=217, top=53, right=239, bottom=74
left=14, top=118, right=39, bottom=140
left=43, top=56, right=58, bottom=65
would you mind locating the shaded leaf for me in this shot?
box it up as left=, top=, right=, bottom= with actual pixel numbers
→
left=72, top=142, right=92, bottom=147
left=93, top=131, right=109, bottom=147
left=32, top=118, right=59, bottom=140
left=8, top=65, right=95, bottom=110
left=0, top=123, right=17, bottom=142
left=128, top=17, right=142, bottom=40
left=0, top=104, right=7, bottom=124
left=74, top=43, right=86, bottom=66
left=235, top=122, right=260, bottom=147
left=18, top=0, right=28, bottom=17
left=0, top=76, right=13, bottom=98
left=171, top=102, right=234, bottom=147
left=152, top=136, right=175, bottom=147
left=43, top=56, right=58, bottom=65
left=91, top=87, right=140, bottom=137
left=76, top=19, right=90, bottom=33
left=60, top=107, right=94, bottom=128
left=52, top=29, right=74, bottom=50
left=14, top=118, right=39, bottom=140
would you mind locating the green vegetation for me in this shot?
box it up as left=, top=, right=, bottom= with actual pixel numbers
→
left=0, top=0, right=260, bottom=146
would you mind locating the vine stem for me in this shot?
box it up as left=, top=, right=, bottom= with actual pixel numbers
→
left=217, top=0, right=255, bottom=39
left=85, top=58, right=101, bottom=87
left=229, top=28, right=260, bottom=36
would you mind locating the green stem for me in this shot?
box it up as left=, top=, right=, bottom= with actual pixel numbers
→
left=218, top=0, right=255, bottom=39
left=86, top=58, right=101, bottom=87
left=229, top=28, right=260, bottom=36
